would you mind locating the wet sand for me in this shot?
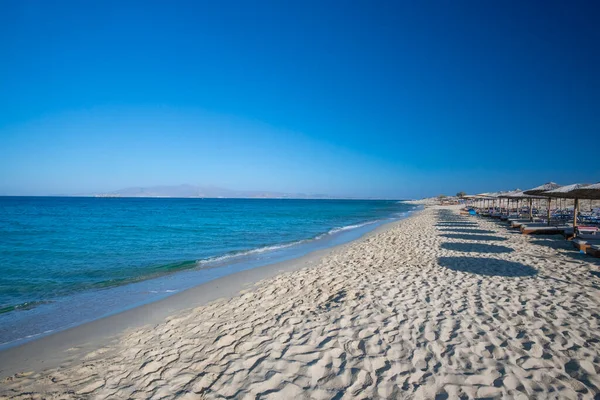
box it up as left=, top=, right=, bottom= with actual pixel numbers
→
left=2, top=206, right=600, bottom=399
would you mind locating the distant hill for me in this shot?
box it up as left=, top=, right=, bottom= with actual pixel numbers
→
left=92, top=184, right=339, bottom=199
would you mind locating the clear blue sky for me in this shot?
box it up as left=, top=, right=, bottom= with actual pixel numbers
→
left=1, top=0, right=598, bottom=198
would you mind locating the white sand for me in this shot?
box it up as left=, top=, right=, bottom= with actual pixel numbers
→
left=2, top=206, right=600, bottom=399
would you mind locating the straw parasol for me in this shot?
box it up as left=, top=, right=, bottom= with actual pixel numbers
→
left=544, top=183, right=592, bottom=198
left=474, top=193, right=495, bottom=209
left=504, top=191, right=545, bottom=199
left=498, top=190, right=521, bottom=198
left=563, top=183, right=600, bottom=200
left=523, top=182, right=562, bottom=195
left=486, top=191, right=506, bottom=211
left=460, top=195, right=478, bottom=207
left=542, top=183, right=592, bottom=229
left=501, top=190, right=545, bottom=218
left=524, top=182, right=563, bottom=225
left=498, top=190, right=521, bottom=215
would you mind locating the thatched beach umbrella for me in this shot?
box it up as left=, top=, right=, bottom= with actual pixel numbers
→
left=501, top=191, right=518, bottom=215
left=475, top=193, right=493, bottom=210
left=524, top=182, right=562, bottom=225
left=505, top=190, right=546, bottom=220
left=566, top=183, right=600, bottom=217
left=485, top=192, right=503, bottom=212
left=498, top=190, right=522, bottom=215
left=542, top=183, right=592, bottom=229
left=565, top=183, right=600, bottom=200
left=474, top=193, right=484, bottom=208
left=461, top=195, right=477, bottom=207
left=524, top=182, right=562, bottom=195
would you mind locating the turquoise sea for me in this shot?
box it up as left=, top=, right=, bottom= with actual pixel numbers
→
left=0, top=197, right=417, bottom=347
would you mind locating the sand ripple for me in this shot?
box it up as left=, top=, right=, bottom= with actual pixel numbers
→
left=2, top=206, right=600, bottom=399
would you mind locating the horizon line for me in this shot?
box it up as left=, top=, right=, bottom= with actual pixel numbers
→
left=0, top=194, right=411, bottom=201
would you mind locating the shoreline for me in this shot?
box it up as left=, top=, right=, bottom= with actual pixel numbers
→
left=0, top=208, right=421, bottom=378
left=0, top=203, right=418, bottom=351
left=3, top=205, right=599, bottom=398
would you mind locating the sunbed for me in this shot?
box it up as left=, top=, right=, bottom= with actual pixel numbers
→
left=586, top=244, right=600, bottom=257
left=572, top=227, right=600, bottom=252
left=520, top=224, right=573, bottom=235
left=573, top=237, right=600, bottom=251
left=510, top=219, right=537, bottom=228
left=577, top=226, right=599, bottom=235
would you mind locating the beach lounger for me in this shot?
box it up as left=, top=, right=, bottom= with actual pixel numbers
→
left=520, top=224, right=572, bottom=235
left=572, top=227, right=600, bottom=251
left=586, top=244, right=600, bottom=257
left=510, top=219, right=537, bottom=228
left=504, top=216, right=523, bottom=225
left=577, top=226, right=599, bottom=235
left=572, top=237, right=600, bottom=252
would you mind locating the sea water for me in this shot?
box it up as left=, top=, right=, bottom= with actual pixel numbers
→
left=0, top=197, right=417, bottom=347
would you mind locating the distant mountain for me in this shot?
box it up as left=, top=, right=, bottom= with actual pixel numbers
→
left=92, top=184, right=339, bottom=199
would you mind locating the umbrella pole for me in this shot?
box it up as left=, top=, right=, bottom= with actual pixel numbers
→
left=573, top=198, right=579, bottom=229
left=529, top=198, right=533, bottom=221
left=547, top=197, right=551, bottom=226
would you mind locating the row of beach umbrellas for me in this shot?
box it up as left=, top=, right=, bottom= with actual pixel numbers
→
left=467, top=182, right=600, bottom=228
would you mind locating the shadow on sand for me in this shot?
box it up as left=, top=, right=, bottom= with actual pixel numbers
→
left=438, top=228, right=496, bottom=234
left=435, top=223, right=478, bottom=228
left=440, top=234, right=507, bottom=242
left=435, top=212, right=471, bottom=220
left=438, top=256, right=537, bottom=277
left=441, top=242, right=514, bottom=254
left=436, top=214, right=471, bottom=220
left=530, top=239, right=600, bottom=267
left=530, top=238, right=573, bottom=250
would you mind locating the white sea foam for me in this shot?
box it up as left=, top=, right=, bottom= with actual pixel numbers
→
left=326, top=220, right=381, bottom=235
left=148, top=289, right=178, bottom=294
left=196, top=219, right=384, bottom=266
left=196, top=240, right=308, bottom=265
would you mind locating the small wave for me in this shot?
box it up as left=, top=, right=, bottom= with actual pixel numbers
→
left=196, top=240, right=308, bottom=265
left=0, top=300, right=55, bottom=315
left=0, top=329, right=56, bottom=348
left=196, top=219, right=383, bottom=266
left=148, top=289, right=178, bottom=294
left=326, top=220, right=381, bottom=235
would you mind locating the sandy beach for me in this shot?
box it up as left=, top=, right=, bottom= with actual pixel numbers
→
left=2, top=205, right=600, bottom=399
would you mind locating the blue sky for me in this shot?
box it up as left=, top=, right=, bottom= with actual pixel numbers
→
left=1, top=0, right=598, bottom=198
